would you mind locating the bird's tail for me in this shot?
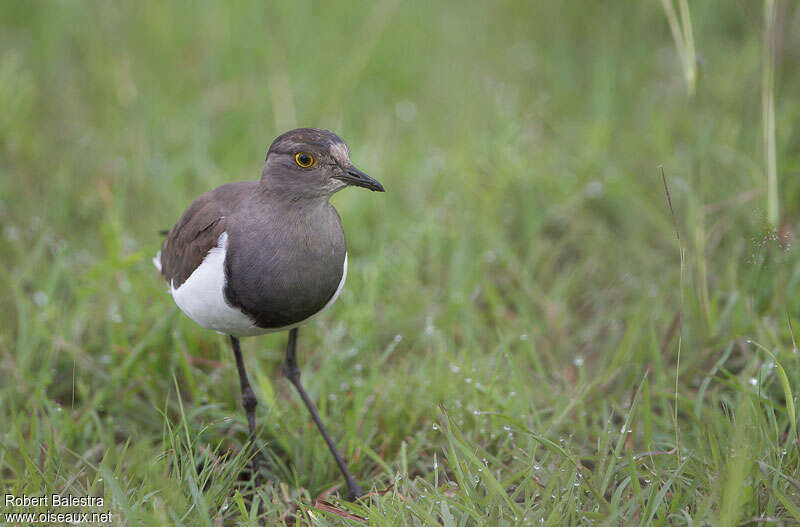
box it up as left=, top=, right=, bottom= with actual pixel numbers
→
left=152, top=250, right=163, bottom=272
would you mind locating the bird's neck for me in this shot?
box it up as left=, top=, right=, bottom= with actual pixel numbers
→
left=256, top=178, right=332, bottom=208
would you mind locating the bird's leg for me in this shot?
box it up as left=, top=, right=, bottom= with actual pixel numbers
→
left=229, top=335, right=262, bottom=486
left=283, top=328, right=363, bottom=501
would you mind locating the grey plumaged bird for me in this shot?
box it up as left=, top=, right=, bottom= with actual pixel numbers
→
left=153, top=128, right=384, bottom=501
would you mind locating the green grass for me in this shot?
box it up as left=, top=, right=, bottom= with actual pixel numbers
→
left=1, top=1, right=800, bottom=525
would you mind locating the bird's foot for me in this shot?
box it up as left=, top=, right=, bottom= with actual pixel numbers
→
left=346, top=483, right=364, bottom=502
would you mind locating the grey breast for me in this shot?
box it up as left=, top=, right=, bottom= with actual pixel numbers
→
left=223, top=198, right=347, bottom=329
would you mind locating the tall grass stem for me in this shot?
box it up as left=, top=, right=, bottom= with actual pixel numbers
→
left=660, top=0, right=696, bottom=96
left=661, top=166, right=684, bottom=459
left=763, top=0, right=779, bottom=228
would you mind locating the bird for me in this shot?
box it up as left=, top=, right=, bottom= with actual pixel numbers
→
left=153, top=128, right=384, bottom=501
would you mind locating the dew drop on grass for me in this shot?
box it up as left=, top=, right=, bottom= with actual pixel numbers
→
left=33, top=291, right=49, bottom=307
left=503, top=425, right=511, bottom=431
left=395, top=100, right=417, bottom=122
left=586, top=181, right=603, bottom=198
left=432, top=423, right=439, bottom=431
left=107, top=304, right=122, bottom=323
left=4, top=225, right=20, bottom=241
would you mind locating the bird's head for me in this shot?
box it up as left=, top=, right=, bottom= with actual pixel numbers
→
left=261, top=128, right=384, bottom=199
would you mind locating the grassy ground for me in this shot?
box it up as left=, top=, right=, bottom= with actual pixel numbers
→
left=2, top=1, right=800, bottom=525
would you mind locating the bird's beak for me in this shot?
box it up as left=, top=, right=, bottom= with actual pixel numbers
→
left=333, top=166, right=385, bottom=192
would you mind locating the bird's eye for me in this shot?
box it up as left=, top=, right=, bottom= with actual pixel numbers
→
left=295, top=152, right=314, bottom=168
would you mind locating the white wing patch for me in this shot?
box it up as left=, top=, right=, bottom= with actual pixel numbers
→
left=319, top=252, right=347, bottom=316
left=168, top=232, right=348, bottom=337
left=170, top=232, right=264, bottom=337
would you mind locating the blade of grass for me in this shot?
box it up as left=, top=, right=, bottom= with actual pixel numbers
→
left=660, top=0, right=696, bottom=95
left=762, top=0, right=779, bottom=228
left=749, top=340, right=797, bottom=443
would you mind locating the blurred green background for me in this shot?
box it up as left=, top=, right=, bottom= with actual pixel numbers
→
left=1, top=1, right=799, bottom=525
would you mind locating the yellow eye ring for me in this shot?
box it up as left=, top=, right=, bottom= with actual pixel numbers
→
left=295, top=152, right=315, bottom=168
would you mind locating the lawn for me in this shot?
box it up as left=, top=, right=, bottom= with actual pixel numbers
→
left=1, top=1, right=800, bottom=525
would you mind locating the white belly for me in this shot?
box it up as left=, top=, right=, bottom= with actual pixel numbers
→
left=160, top=232, right=347, bottom=337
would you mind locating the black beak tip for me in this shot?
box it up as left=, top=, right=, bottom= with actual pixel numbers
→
left=345, top=169, right=385, bottom=193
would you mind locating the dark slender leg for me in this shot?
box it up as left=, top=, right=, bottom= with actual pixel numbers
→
left=229, top=335, right=262, bottom=486
left=283, top=328, right=363, bottom=501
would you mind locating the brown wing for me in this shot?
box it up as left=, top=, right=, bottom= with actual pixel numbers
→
left=160, top=196, right=227, bottom=289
